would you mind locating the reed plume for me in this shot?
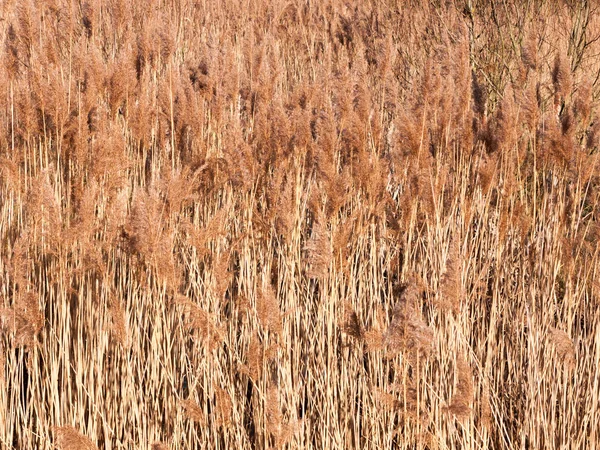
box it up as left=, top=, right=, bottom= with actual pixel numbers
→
left=108, top=296, right=130, bottom=349
left=0, top=291, right=43, bottom=348
left=303, top=213, right=332, bottom=280
left=53, top=426, right=98, bottom=450
left=384, top=282, right=434, bottom=363
left=0, top=2, right=598, bottom=449
left=548, top=327, right=576, bottom=371
left=176, top=295, right=225, bottom=351
left=151, top=443, right=170, bottom=450
left=445, top=354, right=474, bottom=422
left=181, top=397, right=206, bottom=424
left=257, top=283, right=283, bottom=336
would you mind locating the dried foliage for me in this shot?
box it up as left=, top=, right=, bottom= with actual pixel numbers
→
left=0, top=291, right=43, bottom=348
left=151, top=443, right=170, bottom=450
left=257, top=283, right=283, bottom=336
left=176, top=296, right=225, bottom=351
left=53, top=427, right=98, bottom=450
left=303, top=214, right=333, bottom=280
left=181, top=398, right=206, bottom=424
left=548, top=327, right=576, bottom=370
left=108, top=296, right=129, bottom=349
left=445, top=354, right=474, bottom=422
left=384, top=283, right=434, bottom=363
left=1, top=1, right=599, bottom=449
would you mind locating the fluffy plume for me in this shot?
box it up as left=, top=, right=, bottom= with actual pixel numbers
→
left=26, top=171, right=62, bottom=251
left=181, top=398, right=206, bottom=424
left=53, top=426, right=98, bottom=450
left=126, top=188, right=177, bottom=284
left=0, top=342, right=5, bottom=385
left=303, top=214, right=332, bottom=279
left=520, top=33, right=538, bottom=72
left=481, top=380, right=492, bottom=430
left=548, top=327, right=576, bottom=370
left=573, top=79, right=592, bottom=124
left=0, top=157, right=20, bottom=189
left=241, top=333, right=263, bottom=381
left=340, top=302, right=364, bottom=341
left=212, top=252, right=231, bottom=301
left=8, top=231, right=30, bottom=291
left=185, top=207, right=229, bottom=260
left=176, top=296, right=225, bottom=351
left=266, top=386, right=283, bottom=439
left=384, top=282, right=434, bottom=363
left=151, top=443, right=170, bottom=450
left=439, top=238, right=461, bottom=312
left=240, top=332, right=277, bottom=381
left=213, top=383, right=233, bottom=428
left=266, top=386, right=300, bottom=448
left=552, top=52, right=572, bottom=107
left=445, top=354, right=474, bottom=422
left=0, top=291, right=43, bottom=348
left=376, top=378, right=429, bottom=424
left=108, top=296, right=130, bottom=349
left=364, top=329, right=385, bottom=352
left=257, top=283, right=283, bottom=335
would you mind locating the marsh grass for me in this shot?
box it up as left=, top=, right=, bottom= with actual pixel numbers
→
left=1, top=1, right=600, bottom=449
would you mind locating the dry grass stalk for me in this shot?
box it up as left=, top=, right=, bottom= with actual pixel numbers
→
left=1, top=1, right=599, bottom=448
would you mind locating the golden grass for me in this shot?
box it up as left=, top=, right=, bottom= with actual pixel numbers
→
left=1, top=0, right=600, bottom=449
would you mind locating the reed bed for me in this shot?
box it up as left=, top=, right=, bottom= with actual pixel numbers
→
left=0, top=1, right=599, bottom=449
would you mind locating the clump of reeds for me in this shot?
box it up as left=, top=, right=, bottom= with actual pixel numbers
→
left=0, top=1, right=599, bottom=449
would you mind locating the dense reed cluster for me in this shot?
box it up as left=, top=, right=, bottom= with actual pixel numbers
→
left=1, top=1, right=599, bottom=449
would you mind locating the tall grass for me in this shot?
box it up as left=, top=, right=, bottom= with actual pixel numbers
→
left=1, top=1, right=599, bottom=449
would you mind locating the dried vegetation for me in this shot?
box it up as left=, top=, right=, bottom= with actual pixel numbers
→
left=1, top=1, right=600, bottom=449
